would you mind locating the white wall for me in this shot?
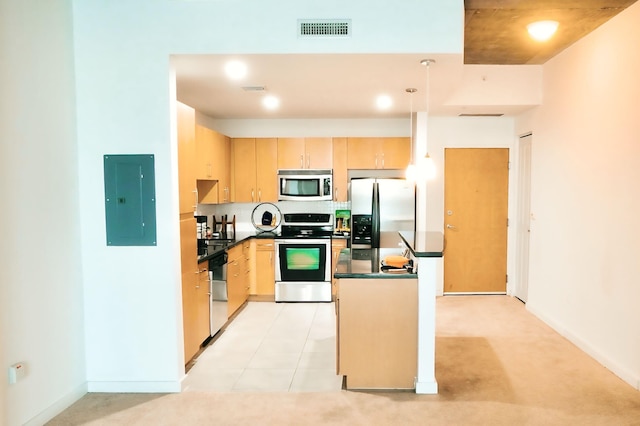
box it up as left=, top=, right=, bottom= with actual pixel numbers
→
left=519, top=2, right=640, bottom=390
left=71, top=0, right=464, bottom=394
left=0, top=1, right=87, bottom=425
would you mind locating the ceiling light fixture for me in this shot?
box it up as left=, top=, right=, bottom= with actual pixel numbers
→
left=405, top=88, right=417, bottom=181
left=420, top=59, right=436, bottom=181
left=527, top=20, right=559, bottom=42
left=224, top=60, right=248, bottom=80
left=262, top=95, right=280, bottom=110
left=376, top=94, right=392, bottom=110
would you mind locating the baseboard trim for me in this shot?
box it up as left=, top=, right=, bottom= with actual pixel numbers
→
left=415, top=380, right=438, bottom=394
left=527, top=304, right=640, bottom=391
left=24, top=382, right=88, bottom=426
left=87, top=381, right=181, bottom=393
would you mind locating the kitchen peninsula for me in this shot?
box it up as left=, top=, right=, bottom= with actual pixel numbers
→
left=334, top=231, right=444, bottom=393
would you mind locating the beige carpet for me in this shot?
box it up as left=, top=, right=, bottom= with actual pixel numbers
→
left=47, top=296, right=640, bottom=425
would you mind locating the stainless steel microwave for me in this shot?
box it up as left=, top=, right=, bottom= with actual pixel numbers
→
left=278, top=169, right=333, bottom=201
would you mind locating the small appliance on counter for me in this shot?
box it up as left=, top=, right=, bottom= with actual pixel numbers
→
left=334, top=209, right=351, bottom=236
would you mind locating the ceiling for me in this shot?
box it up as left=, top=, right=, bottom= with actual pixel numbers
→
left=175, top=1, right=636, bottom=120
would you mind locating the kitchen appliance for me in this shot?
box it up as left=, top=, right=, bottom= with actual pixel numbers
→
left=349, top=169, right=415, bottom=248
left=208, top=250, right=228, bottom=336
left=274, top=213, right=333, bottom=302
left=278, top=169, right=332, bottom=201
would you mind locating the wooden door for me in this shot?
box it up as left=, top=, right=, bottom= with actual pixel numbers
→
left=277, top=138, right=305, bottom=169
left=256, top=138, right=278, bottom=202
left=213, top=132, right=231, bottom=202
left=304, top=137, right=333, bottom=169
left=231, top=138, right=257, bottom=202
left=444, top=148, right=509, bottom=293
left=195, top=125, right=214, bottom=179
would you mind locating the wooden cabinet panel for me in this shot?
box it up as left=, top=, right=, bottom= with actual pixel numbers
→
left=232, top=138, right=277, bottom=203
left=256, top=138, right=278, bottom=202
left=177, top=102, right=196, bottom=215
left=231, top=138, right=257, bottom=202
left=214, top=132, right=231, bottom=202
left=304, top=137, right=333, bottom=169
left=254, top=239, right=275, bottom=295
left=227, top=243, right=249, bottom=318
left=277, top=137, right=332, bottom=169
left=332, top=137, right=348, bottom=202
left=277, top=138, right=305, bottom=169
left=331, top=238, right=347, bottom=298
left=338, top=278, right=418, bottom=389
left=196, top=261, right=210, bottom=344
left=347, top=137, right=410, bottom=170
left=195, top=125, right=215, bottom=180
left=180, top=218, right=199, bottom=362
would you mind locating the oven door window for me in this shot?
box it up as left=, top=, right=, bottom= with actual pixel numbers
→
left=277, top=243, right=327, bottom=282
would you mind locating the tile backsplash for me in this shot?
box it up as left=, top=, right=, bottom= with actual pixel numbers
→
left=196, top=200, right=351, bottom=232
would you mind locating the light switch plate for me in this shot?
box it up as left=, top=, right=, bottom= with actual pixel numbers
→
left=8, top=362, right=26, bottom=384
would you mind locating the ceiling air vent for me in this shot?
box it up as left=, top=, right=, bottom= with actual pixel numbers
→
left=298, top=19, right=351, bottom=38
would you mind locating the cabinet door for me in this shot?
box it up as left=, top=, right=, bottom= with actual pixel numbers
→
left=277, top=138, right=305, bottom=169
left=304, top=137, right=333, bottom=169
left=214, top=133, right=231, bottom=203
left=347, top=138, right=380, bottom=169
left=331, top=238, right=347, bottom=298
left=256, top=138, right=278, bottom=202
left=226, top=245, right=244, bottom=318
left=196, top=262, right=210, bottom=344
left=180, top=218, right=199, bottom=362
left=177, top=102, right=196, bottom=215
left=381, top=137, right=411, bottom=169
left=332, top=137, right=348, bottom=202
left=255, top=239, right=275, bottom=295
left=231, top=138, right=257, bottom=202
left=195, top=125, right=214, bottom=180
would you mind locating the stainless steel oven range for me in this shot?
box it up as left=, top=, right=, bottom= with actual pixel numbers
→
left=275, top=213, right=333, bottom=302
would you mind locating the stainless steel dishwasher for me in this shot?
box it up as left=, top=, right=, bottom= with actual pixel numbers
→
left=208, top=251, right=228, bottom=336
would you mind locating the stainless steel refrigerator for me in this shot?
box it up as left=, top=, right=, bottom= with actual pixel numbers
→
left=349, top=170, right=415, bottom=248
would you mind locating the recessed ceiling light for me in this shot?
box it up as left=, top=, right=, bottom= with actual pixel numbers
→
left=527, top=20, right=559, bottom=42
left=224, top=60, right=248, bottom=80
left=376, top=95, right=392, bottom=110
left=262, top=95, right=280, bottom=110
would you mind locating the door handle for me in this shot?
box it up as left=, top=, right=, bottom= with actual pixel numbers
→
left=446, top=224, right=457, bottom=229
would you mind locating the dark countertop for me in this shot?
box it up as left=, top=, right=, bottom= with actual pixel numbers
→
left=398, top=231, right=444, bottom=258
left=197, top=230, right=280, bottom=263
left=334, top=248, right=418, bottom=279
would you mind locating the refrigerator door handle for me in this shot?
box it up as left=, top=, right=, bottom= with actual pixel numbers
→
left=371, top=182, right=381, bottom=248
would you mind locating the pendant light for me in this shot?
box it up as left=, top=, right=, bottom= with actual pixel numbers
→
left=421, top=59, right=436, bottom=180
left=405, top=87, right=417, bottom=181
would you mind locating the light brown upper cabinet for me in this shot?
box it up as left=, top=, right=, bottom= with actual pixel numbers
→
left=347, top=137, right=411, bottom=170
left=195, top=126, right=231, bottom=204
left=332, top=137, right=348, bottom=202
left=231, top=138, right=278, bottom=203
left=277, top=137, right=332, bottom=169
left=177, top=102, right=196, bottom=215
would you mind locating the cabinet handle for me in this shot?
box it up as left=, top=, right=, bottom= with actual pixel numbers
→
left=300, top=154, right=304, bottom=168
left=375, top=155, right=378, bottom=169
left=334, top=187, right=338, bottom=201
left=207, top=163, right=212, bottom=177
left=192, top=189, right=198, bottom=209
left=251, top=189, right=255, bottom=202
left=381, top=153, right=385, bottom=169
left=258, top=189, right=262, bottom=202
left=306, top=153, right=310, bottom=168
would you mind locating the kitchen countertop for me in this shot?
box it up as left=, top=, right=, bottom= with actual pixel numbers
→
left=334, top=248, right=417, bottom=279
left=197, top=230, right=280, bottom=263
left=398, top=231, right=444, bottom=258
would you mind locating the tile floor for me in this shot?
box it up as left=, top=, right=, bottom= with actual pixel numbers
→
left=182, top=301, right=344, bottom=392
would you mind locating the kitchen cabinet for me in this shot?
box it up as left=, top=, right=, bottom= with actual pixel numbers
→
left=227, top=241, right=250, bottom=318
left=195, top=125, right=231, bottom=204
left=180, top=217, right=200, bottom=363
left=337, top=277, right=418, bottom=389
left=196, top=261, right=210, bottom=345
left=346, top=137, right=411, bottom=170
left=177, top=102, right=196, bottom=215
left=231, top=138, right=277, bottom=203
left=277, top=137, right=332, bottom=169
left=331, top=238, right=347, bottom=298
left=253, top=239, right=275, bottom=296
left=332, top=137, right=348, bottom=202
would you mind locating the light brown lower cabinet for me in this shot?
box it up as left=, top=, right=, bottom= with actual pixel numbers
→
left=254, top=239, right=275, bottom=296
left=227, top=242, right=251, bottom=318
left=331, top=238, right=347, bottom=298
left=337, top=277, right=418, bottom=389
